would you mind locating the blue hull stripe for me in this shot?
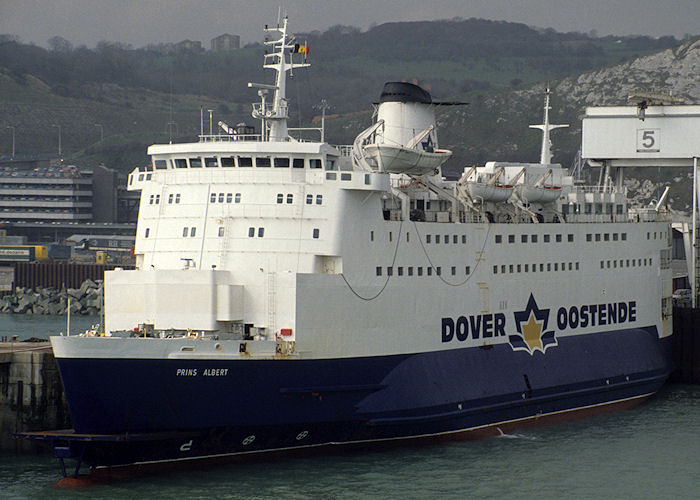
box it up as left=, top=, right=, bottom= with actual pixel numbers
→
left=50, top=327, right=672, bottom=467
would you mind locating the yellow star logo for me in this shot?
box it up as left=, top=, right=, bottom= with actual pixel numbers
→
left=521, top=312, right=543, bottom=351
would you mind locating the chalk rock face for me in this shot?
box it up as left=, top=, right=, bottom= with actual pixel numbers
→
left=555, top=38, right=700, bottom=106
left=1, top=280, right=104, bottom=316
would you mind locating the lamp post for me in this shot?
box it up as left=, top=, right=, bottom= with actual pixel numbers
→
left=95, top=123, right=103, bottom=142
left=52, top=124, right=62, bottom=158
left=6, top=126, right=14, bottom=159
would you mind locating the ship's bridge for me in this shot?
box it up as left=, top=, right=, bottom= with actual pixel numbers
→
left=128, top=141, right=352, bottom=191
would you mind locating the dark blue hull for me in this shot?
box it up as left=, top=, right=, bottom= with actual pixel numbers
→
left=50, top=327, right=672, bottom=467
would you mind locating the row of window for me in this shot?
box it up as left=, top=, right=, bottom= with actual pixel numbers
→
left=150, top=193, right=182, bottom=204
left=210, top=192, right=242, bottom=204
left=376, top=265, right=471, bottom=277
left=600, top=258, right=652, bottom=269
left=586, top=232, right=627, bottom=242
left=496, top=233, right=574, bottom=244
left=275, top=193, right=324, bottom=205
left=144, top=225, right=321, bottom=240
left=561, top=203, right=625, bottom=215
left=368, top=231, right=468, bottom=245
left=155, top=157, right=325, bottom=170
left=247, top=227, right=320, bottom=239
left=493, top=262, right=580, bottom=274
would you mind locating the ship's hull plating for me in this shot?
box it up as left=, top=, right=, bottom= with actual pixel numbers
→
left=52, top=326, right=672, bottom=468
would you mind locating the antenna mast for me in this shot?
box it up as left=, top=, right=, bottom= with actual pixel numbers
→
left=249, top=17, right=310, bottom=142
left=529, top=87, right=568, bottom=164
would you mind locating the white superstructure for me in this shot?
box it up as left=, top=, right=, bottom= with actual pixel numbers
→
left=101, top=17, right=673, bottom=363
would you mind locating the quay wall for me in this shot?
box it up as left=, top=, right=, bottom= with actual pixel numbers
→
left=0, top=342, right=70, bottom=452
left=671, top=306, right=700, bottom=383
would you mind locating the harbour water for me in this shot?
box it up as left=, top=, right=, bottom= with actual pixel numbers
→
left=1, top=384, right=698, bottom=499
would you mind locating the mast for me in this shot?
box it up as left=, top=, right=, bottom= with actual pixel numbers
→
left=249, top=17, right=310, bottom=142
left=529, top=87, right=568, bottom=165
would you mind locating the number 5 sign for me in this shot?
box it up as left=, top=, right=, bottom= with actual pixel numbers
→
left=637, top=129, right=660, bottom=152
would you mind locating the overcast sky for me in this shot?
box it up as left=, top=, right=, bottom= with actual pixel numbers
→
left=1, top=0, right=698, bottom=49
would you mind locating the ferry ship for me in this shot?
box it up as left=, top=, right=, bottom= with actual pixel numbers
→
left=25, top=17, right=674, bottom=475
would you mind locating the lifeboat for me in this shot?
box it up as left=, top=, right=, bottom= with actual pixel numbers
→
left=515, top=184, right=562, bottom=203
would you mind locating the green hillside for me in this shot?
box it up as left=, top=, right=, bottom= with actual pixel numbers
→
left=0, top=19, right=684, bottom=173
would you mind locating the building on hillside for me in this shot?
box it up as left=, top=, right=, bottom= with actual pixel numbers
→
left=174, top=40, right=203, bottom=53
left=211, top=34, right=240, bottom=51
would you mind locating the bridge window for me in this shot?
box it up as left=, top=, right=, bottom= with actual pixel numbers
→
left=256, top=156, right=271, bottom=168
left=175, top=159, right=187, bottom=169
left=274, top=157, right=290, bottom=168
left=293, top=158, right=304, bottom=168
left=189, top=157, right=202, bottom=168
left=310, top=159, right=322, bottom=169
left=205, top=157, right=218, bottom=168
left=239, top=157, right=253, bottom=167
left=221, top=156, right=235, bottom=167
left=154, top=160, right=167, bottom=170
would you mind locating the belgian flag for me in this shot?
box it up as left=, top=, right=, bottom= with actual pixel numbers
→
left=292, top=43, right=309, bottom=54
